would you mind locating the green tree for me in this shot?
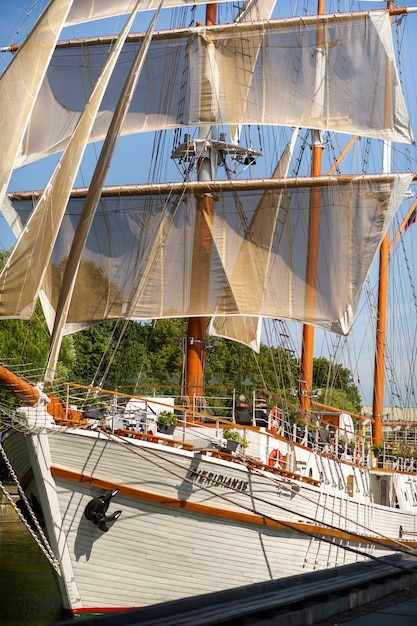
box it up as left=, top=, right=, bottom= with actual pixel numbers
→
left=318, top=387, right=360, bottom=415
left=71, top=321, right=146, bottom=387
left=142, top=319, right=186, bottom=390
left=313, top=356, right=362, bottom=413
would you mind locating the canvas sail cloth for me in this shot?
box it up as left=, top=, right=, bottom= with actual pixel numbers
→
left=0, top=10, right=414, bottom=338
left=12, top=11, right=413, bottom=169
left=0, top=0, right=259, bottom=200
left=0, top=0, right=152, bottom=323
left=3, top=173, right=413, bottom=338
left=65, top=0, right=265, bottom=25
left=45, top=4, right=162, bottom=376
left=0, top=0, right=74, bottom=213
left=209, top=129, right=299, bottom=352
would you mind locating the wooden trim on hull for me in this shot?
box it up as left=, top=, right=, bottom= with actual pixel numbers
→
left=50, top=465, right=417, bottom=550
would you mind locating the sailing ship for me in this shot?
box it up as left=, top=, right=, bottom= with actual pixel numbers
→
left=1, top=0, right=417, bottom=617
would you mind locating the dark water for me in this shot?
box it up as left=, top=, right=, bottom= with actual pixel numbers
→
left=0, top=508, right=67, bottom=625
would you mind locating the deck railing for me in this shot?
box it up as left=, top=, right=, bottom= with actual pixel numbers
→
left=41, top=382, right=417, bottom=473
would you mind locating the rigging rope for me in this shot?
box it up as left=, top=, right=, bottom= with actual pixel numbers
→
left=0, top=442, right=60, bottom=574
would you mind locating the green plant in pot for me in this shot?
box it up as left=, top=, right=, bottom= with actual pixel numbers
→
left=372, top=443, right=384, bottom=467
left=372, top=443, right=383, bottom=457
left=157, top=410, right=178, bottom=434
left=223, top=428, right=248, bottom=452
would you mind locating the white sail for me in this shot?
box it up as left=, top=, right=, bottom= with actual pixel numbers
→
left=66, top=0, right=231, bottom=26
left=0, top=2, right=151, bottom=326
left=0, top=0, right=74, bottom=210
left=209, top=127, right=299, bottom=351
left=3, top=173, right=412, bottom=336
left=14, top=11, right=413, bottom=169
left=65, top=0, right=277, bottom=26
left=46, top=4, right=162, bottom=378
left=208, top=316, right=262, bottom=354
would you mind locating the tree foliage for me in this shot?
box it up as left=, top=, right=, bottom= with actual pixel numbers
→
left=0, top=308, right=362, bottom=414
left=313, top=357, right=362, bottom=413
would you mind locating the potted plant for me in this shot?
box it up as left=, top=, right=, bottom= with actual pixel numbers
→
left=372, top=443, right=383, bottom=458
left=157, top=410, right=178, bottom=435
left=223, top=428, right=248, bottom=452
left=372, top=443, right=384, bottom=468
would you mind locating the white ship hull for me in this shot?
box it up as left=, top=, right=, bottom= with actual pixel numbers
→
left=3, top=415, right=416, bottom=616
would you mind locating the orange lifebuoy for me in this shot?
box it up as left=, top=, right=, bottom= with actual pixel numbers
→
left=269, top=406, right=280, bottom=432
left=268, top=449, right=284, bottom=468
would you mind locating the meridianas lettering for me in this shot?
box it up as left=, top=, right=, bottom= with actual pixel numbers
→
left=188, top=469, right=248, bottom=492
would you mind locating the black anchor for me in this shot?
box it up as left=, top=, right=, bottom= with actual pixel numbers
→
left=84, top=488, right=122, bottom=532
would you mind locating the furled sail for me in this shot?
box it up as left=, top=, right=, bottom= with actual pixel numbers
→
left=3, top=174, right=412, bottom=337
left=14, top=11, right=413, bottom=169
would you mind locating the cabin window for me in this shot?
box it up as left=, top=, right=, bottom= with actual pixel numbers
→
left=347, top=475, right=354, bottom=497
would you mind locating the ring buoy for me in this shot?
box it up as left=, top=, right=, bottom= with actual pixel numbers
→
left=268, top=449, right=284, bottom=469
left=269, top=406, right=280, bottom=432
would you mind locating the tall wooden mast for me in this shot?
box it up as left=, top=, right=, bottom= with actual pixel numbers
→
left=185, top=3, right=217, bottom=406
left=372, top=235, right=388, bottom=444
left=372, top=0, right=394, bottom=444
left=299, top=0, right=325, bottom=416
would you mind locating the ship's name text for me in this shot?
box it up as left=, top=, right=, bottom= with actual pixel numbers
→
left=188, top=469, right=248, bottom=492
